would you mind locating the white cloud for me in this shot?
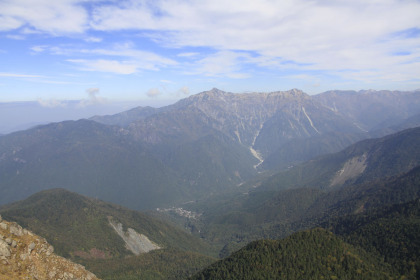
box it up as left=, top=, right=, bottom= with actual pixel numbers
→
left=31, top=45, right=47, bottom=53
left=0, top=15, right=22, bottom=31
left=191, top=51, right=251, bottom=78
left=68, top=59, right=139, bottom=75
left=0, top=0, right=87, bottom=34
left=89, top=0, right=420, bottom=82
left=177, top=52, right=199, bottom=58
left=146, top=88, right=162, bottom=97
left=177, top=86, right=190, bottom=96
left=1, top=0, right=419, bottom=89
left=77, top=87, right=107, bottom=107
left=84, top=43, right=177, bottom=70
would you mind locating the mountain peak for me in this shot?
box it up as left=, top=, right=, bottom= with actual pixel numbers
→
left=203, top=88, right=231, bottom=97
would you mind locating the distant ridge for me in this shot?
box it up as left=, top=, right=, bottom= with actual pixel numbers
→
left=0, top=88, right=419, bottom=210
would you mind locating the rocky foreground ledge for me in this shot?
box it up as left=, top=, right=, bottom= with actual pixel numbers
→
left=0, top=214, right=100, bottom=280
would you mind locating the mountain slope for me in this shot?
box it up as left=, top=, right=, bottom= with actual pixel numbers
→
left=260, top=126, right=420, bottom=191
left=0, top=119, right=182, bottom=210
left=173, top=136, right=420, bottom=255
left=0, top=189, right=215, bottom=279
left=0, top=189, right=212, bottom=257
left=0, top=118, right=260, bottom=209
left=323, top=199, right=420, bottom=279
left=261, top=131, right=365, bottom=170
left=0, top=215, right=100, bottom=280
left=191, top=228, right=397, bottom=280
left=304, top=164, right=420, bottom=221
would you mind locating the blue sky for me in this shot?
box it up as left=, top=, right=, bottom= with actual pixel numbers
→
left=1, top=0, right=420, bottom=103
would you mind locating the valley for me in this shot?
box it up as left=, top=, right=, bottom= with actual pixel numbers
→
left=0, top=88, right=419, bottom=279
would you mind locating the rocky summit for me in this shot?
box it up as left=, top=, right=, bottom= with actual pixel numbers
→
left=0, top=214, right=99, bottom=280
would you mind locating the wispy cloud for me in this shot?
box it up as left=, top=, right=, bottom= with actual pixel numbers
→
left=0, top=72, right=43, bottom=78
left=36, top=42, right=177, bottom=74
left=1, top=0, right=419, bottom=97
left=68, top=59, right=139, bottom=75
left=37, top=98, right=67, bottom=108
left=5, top=34, right=25, bottom=40
left=177, top=52, right=199, bottom=58
left=84, top=36, right=102, bottom=43
left=191, top=51, right=251, bottom=78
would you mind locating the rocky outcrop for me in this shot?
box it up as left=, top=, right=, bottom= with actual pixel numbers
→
left=0, top=214, right=100, bottom=280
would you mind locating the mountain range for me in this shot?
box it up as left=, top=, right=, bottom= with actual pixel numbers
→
left=0, top=88, right=419, bottom=279
left=1, top=88, right=419, bottom=210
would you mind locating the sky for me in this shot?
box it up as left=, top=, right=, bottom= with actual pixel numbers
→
left=1, top=0, right=420, bottom=104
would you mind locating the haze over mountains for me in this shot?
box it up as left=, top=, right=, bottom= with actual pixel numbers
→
left=0, top=88, right=420, bottom=279
left=1, top=88, right=419, bottom=210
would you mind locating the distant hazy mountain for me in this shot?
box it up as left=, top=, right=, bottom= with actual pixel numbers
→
left=90, top=106, right=162, bottom=127
left=126, top=88, right=363, bottom=158
left=314, top=89, right=420, bottom=131
left=0, top=100, right=161, bottom=135
left=0, top=88, right=419, bottom=210
left=92, top=88, right=420, bottom=170
left=0, top=120, right=183, bottom=210
left=0, top=117, right=259, bottom=209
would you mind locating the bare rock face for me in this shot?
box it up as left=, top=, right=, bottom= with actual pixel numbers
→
left=0, top=216, right=100, bottom=280
left=108, top=218, right=161, bottom=255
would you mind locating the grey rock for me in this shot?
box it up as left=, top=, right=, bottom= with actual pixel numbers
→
left=20, top=253, right=28, bottom=260
left=0, top=222, right=7, bottom=230
left=46, top=245, right=54, bottom=256
left=9, top=224, right=23, bottom=236
left=28, top=242, right=36, bottom=253
left=0, top=239, right=11, bottom=257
